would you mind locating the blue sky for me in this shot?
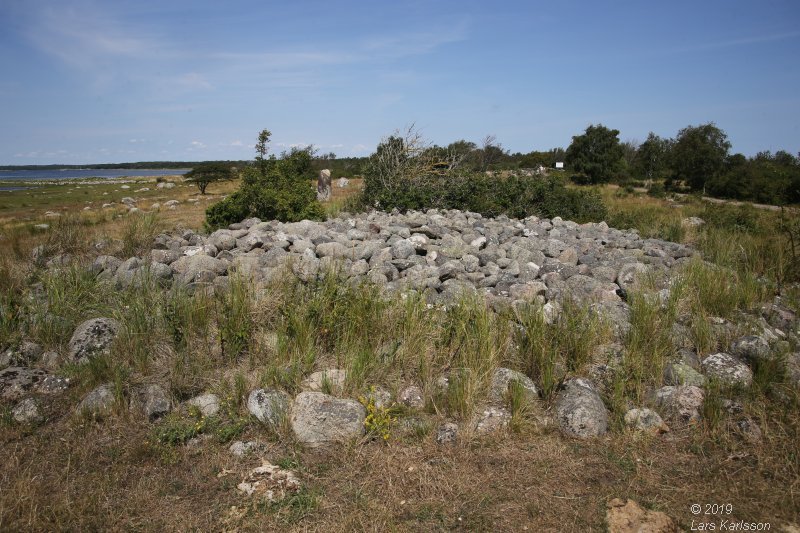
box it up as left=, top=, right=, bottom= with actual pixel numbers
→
left=1, top=0, right=798, bottom=164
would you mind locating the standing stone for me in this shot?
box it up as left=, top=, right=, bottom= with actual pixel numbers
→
left=317, top=169, right=332, bottom=201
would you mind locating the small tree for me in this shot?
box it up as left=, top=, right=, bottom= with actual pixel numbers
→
left=565, top=124, right=624, bottom=184
left=185, top=162, right=234, bottom=194
left=205, top=129, right=323, bottom=229
left=634, top=132, right=671, bottom=187
left=670, top=123, right=730, bottom=192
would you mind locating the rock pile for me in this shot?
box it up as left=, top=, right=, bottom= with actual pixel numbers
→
left=92, top=209, right=699, bottom=323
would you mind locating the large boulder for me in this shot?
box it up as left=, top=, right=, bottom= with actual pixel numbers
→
left=247, top=388, right=290, bottom=427
left=289, top=391, right=365, bottom=447
left=555, top=378, right=609, bottom=438
left=68, top=318, right=121, bottom=363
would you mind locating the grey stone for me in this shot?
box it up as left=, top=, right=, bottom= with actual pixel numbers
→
left=488, top=367, right=538, bottom=405
left=247, top=388, right=290, bottom=427
left=12, top=397, right=44, bottom=424
left=555, top=378, right=608, bottom=438
left=701, top=353, right=753, bottom=387
left=77, top=383, right=116, bottom=417
left=130, top=383, right=172, bottom=420
left=186, top=393, right=221, bottom=417
left=68, top=318, right=120, bottom=363
left=654, top=385, right=704, bottom=423
left=436, top=422, right=458, bottom=444
left=624, top=408, right=669, bottom=434
left=289, top=392, right=365, bottom=447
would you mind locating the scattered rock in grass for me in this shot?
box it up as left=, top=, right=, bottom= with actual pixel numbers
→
left=654, top=385, right=704, bottom=423
left=247, top=389, right=290, bottom=428
left=130, top=383, right=172, bottom=420
left=555, top=378, right=609, bottom=438
left=624, top=408, right=669, bottom=434
left=436, top=422, right=459, bottom=444
left=399, top=385, right=425, bottom=409
left=77, top=383, right=116, bottom=417
left=156, top=182, right=175, bottom=189
left=68, top=318, right=121, bottom=364
left=606, top=498, right=678, bottom=533
left=186, top=393, right=220, bottom=417
left=474, top=406, right=511, bottom=434
left=237, top=460, right=300, bottom=502
left=289, top=391, right=365, bottom=447
left=701, top=353, right=753, bottom=387
left=663, top=361, right=707, bottom=387
left=12, top=397, right=44, bottom=424
left=729, top=335, right=772, bottom=363
left=488, top=367, right=539, bottom=405
left=229, top=440, right=265, bottom=457
left=300, top=369, right=347, bottom=395
left=0, top=367, right=49, bottom=400
left=0, top=341, right=43, bottom=366
left=736, top=417, right=762, bottom=444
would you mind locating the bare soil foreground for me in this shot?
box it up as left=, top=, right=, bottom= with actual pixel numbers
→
left=1, top=176, right=798, bottom=531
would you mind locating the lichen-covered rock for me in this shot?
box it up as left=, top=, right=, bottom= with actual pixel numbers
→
left=488, top=367, right=538, bottom=405
left=289, top=391, right=365, bottom=446
left=624, top=408, right=669, bottom=434
left=729, top=335, right=772, bottom=363
left=436, top=422, right=458, bottom=444
left=654, top=385, right=704, bottom=423
left=68, top=318, right=120, bottom=363
left=77, top=383, right=116, bottom=417
left=663, top=361, right=707, bottom=387
left=701, top=353, right=753, bottom=387
left=12, top=397, right=44, bottom=424
left=555, top=378, right=609, bottom=438
left=247, top=388, right=290, bottom=427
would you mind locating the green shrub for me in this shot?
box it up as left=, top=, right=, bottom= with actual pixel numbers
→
left=205, top=132, right=324, bottom=229
left=359, top=172, right=606, bottom=223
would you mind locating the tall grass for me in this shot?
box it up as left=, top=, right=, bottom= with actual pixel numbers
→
left=119, top=212, right=161, bottom=258
left=515, top=298, right=609, bottom=400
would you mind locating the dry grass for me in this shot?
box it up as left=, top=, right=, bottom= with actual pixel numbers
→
left=1, top=406, right=797, bottom=531
left=1, top=179, right=799, bottom=531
